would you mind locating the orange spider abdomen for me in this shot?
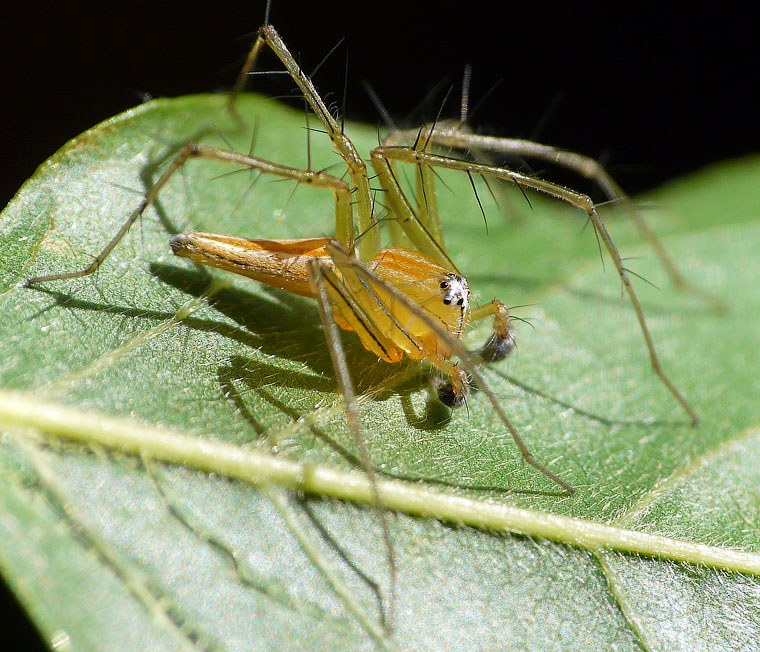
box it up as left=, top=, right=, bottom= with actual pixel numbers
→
left=171, top=233, right=470, bottom=366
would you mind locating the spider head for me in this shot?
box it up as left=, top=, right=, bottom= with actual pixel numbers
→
left=439, top=273, right=469, bottom=311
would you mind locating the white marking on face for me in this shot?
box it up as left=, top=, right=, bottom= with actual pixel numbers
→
left=440, top=274, right=469, bottom=311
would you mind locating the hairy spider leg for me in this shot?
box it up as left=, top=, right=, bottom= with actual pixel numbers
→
left=386, top=123, right=722, bottom=311
left=231, top=24, right=381, bottom=262
left=370, top=144, right=699, bottom=425
left=24, top=144, right=353, bottom=285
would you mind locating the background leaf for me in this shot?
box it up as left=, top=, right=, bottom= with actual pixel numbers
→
left=1, top=94, right=759, bottom=651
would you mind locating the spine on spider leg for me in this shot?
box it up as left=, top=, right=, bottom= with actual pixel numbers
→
left=170, top=232, right=333, bottom=298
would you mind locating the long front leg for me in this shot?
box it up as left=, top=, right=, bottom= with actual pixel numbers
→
left=229, top=24, right=381, bottom=261
left=389, top=125, right=722, bottom=311
left=306, top=258, right=396, bottom=632
left=25, top=143, right=352, bottom=286
left=371, top=145, right=698, bottom=425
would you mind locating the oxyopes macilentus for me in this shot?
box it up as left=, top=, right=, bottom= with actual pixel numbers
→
left=21, top=17, right=707, bottom=635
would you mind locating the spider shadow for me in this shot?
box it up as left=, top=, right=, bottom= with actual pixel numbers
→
left=153, top=266, right=570, bottom=498
left=152, top=262, right=452, bottom=426
left=136, top=123, right=222, bottom=237
left=29, top=259, right=667, bottom=498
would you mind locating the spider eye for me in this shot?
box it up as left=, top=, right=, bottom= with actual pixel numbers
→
left=440, top=281, right=449, bottom=289
left=457, top=297, right=464, bottom=306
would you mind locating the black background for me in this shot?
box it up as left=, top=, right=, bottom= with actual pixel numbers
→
left=4, top=2, right=759, bottom=207
left=2, top=1, right=758, bottom=648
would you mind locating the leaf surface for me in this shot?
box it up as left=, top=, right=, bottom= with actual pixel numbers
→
left=1, top=95, right=759, bottom=651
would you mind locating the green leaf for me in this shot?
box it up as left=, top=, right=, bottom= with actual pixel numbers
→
left=1, top=94, right=759, bottom=651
